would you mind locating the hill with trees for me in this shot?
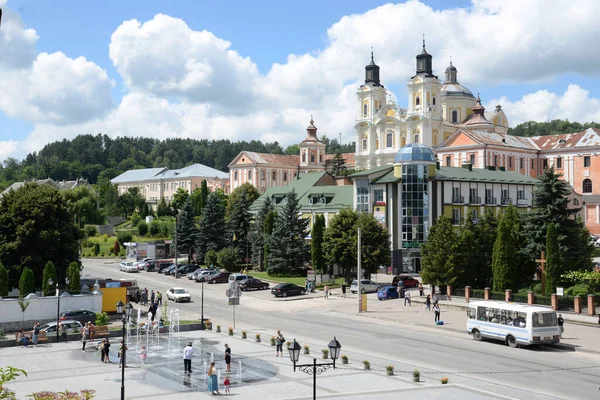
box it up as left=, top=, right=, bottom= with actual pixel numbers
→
left=508, top=119, right=600, bottom=137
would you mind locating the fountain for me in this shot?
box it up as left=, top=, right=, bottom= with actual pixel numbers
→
left=146, top=311, right=152, bottom=351
left=203, top=361, right=207, bottom=385
left=217, top=369, right=221, bottom=391
left=135, top=308, right=142, bottom=351
left=238, top=360, right=242, bottom=384
left=167, top=309, right=180, bottom=357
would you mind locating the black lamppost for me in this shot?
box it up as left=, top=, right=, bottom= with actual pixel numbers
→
left=116, top=300, right=133, bottom=400
left=288, top=337, right=342, bottom=400
left=48, top=277, right=70, bottom=343
left=200, top=278, right=205, bottom=330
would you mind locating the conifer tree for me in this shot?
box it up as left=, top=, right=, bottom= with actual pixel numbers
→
left=42, top=261, right=57, bottom=296
left=19, top=267, right=34, bottom=297
left=545, top=222, right=563, bottom=295
left=66, top=262, right=81, bottom=294
left=263, top=211, right=275, bottom=271
left=492, top=217, right=518, bottom=291
left=176, top=199, right=198, bottom=262
left=227, top=184, right=259, bottom=261
left=330, top=150, right=347, bottom=176
left=250, top=198, right=273, bottom=270
left=421, top=216, right=458, bottom=291
left=311, top=215, right=326, bottom=274
left=0, top=262, right=9, bottom=297
left=196, top=193, right=226, bottom=262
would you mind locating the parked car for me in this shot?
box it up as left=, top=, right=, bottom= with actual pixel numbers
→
left=156, top=262, right=174, bottom=273
left=60, top=309, right=97, bottom=324
left=166, top=287, right=191, bottom=302
left=145, top=260, right=158, bottom=272
left=239, top=278, right=269, bottom=291
left=350, top=279, right=380, bottom=294
left=195, top=270, right=219, bottom=282
left=39, top=320, right=83, bottom=334
left=229, top=273, right=249, bottom=284
left=271, top=283, right=306, bottom=297
left=120, top=262, right=138, bottom=273
left=163, top=264, right=180, bottom=275
left=377, top=286, right=399, bottom=301
left=206, top=272, right=232, bottom=284
left=392, top=275, right=420, bottom=289
left=175, top=264, right=200, bottom=276
left=135, top=258, right=153, bottom=270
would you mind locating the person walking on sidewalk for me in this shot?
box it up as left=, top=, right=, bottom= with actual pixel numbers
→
left=425, top=294, right=431, bottom=311
left=433, top=303, right=441, bottom=323
left=81, top=324, right=89, bottom=352
left=150, top=290, right=155, bottom=305
left=140, top=345, right=147, bottom=365
left=324, top=285, right=329, bottom=299
left=404, top=291, right=411, bottom=306
left=157, top=291, right=162, bottom=306
left=118, top=340, right=128, bottom=367
left=224, top=343, right=232, bottom=372
left=183, top=342, right=194, bottom=373
left=32, top=322, right=40, bottom=347
left=558, top=314, right=564, bottom=338
left=275, top=330, right=285, bottom=357
left=418, top=283, right=424, bottom=297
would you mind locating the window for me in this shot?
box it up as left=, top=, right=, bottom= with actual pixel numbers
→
left=485, top=188, right=494, bottom=204
left=261, top=170, right=265, bottom=180
left=272, top=170, right=276, bottom=180
left=445, top=156, right=451, bottom=167
left=283, top=172, right=288, bottom=181
left=362, top=138, right=368, bottom=151
left=320, top=154, right=323, bottom=163
left=494, top=155, right=498, bottom=166
left=452, top=187, right=462, bottom=203
left=451, top=110, right=458, bottom=123
left=248, top=170, right=253, bottom=181
left=555, top=157, right=562, bottom=169
left=532, top=312, right=557, bottom=327
left=416, top=96, right=420, bottom=106
left=374, top=189, right=384, bottom=203
left=311, top=153, right=315, bottom=163
left=356, top=182, right=369, bottom=212
left=452, top=208, right=460, bottom=225
left=508, top=156, right=512, bottom=168
left=471, top=208, right=478, bottom=220
left=531, top=159, right=535, bottom=169
left=517, top=190, right=525, bottom=200
left=542, top=159, right=548, bottom=169
left=573, top=198, right=579, bottom=205
left=363, top=104, right=368, bottom=116
left=386, top=130, right=393, bottom=148
left=432, top=96, right=436, bottom=106
left=519, top=157, right=523, bottom=169
left=583, top=179, right=593, bottom=193
left=584, top=156, right=591, bottom=167
left=414, top=134, right=419, bottom=143
left=469, top=188, right=479, bottom=203
left=302, top=152, right=306, bottom=163
left=234, top=171, right=238, bottom=180
left=470, top=154, right=475, bottom=165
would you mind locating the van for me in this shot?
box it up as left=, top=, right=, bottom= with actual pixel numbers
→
left=229, top=273, right=248, bottom=285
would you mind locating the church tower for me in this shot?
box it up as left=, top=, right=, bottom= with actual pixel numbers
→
left=299, top=116, right=326, bottom=173
left=406, top=39, right=442, bottom=147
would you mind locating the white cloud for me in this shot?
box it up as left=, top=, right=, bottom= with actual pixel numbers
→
left=5, top=1, right=600, bottom=160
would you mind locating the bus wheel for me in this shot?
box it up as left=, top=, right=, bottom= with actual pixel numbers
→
left=472, top=329, right=482, bottom=341
left=506, top=335, right=518, bottom=348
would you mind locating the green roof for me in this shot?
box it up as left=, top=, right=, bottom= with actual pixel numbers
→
left=347, top=165, right=391, bottom=178
left=297, top=186, right=353, bottom=210
left=371, top=169, right=400, bottom=184
left=435, top=166, right=538, bottom=184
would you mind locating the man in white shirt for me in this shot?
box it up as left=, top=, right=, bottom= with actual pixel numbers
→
left=183, top=342, right=194, bottom=373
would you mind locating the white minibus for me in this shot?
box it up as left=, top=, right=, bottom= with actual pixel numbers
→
left=467, top=301, right=560, bottom=348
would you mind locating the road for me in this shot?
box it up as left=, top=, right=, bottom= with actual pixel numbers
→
left=84, top=259, right=600, bottom=399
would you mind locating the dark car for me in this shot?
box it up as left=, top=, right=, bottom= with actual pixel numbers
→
left=271, top=283, right=305, bottom=297
left=175, top=264, right=200, bottom=276
left=158, top=262, right=175, bottom=274
left=144, top=260, right=158, bottom=272
left=392, top=275, right=419, bottom=289
left=164, top=264, right=186, bottom=275
left=206, top=272, right=232, bottom=284
left=239, top=278, right=270, bottom=291
left=60, top=309, right=97, bottom=324
left=377, top=286, right=399, bottom=301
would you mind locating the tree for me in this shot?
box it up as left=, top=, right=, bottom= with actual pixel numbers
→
left=0, top=262, right=9, bottom=297
left=66, top=261, right=81, bottom=294
left=227, top=183, right=260, bottom=261
left=250, top=198, right=273, bottom=270
left=455, top=211, right=478, bottom=288
left=285, top=144, right=300, bottom=155
left=41, top=261, right=57, bottom=297
left=357, top=212, right=391, bottom=277
left=311, top=215, right=326, bottom=274
left=330, top=150, right=347, bottom=176
left=117, top=187, right=145, bottom=219
left=492, top=217, right=519, bottom=291
left=93, top=243, right=100, bottom=256
left=196, top=193, right=227, bottom=262
left=0, top=183, right=81, bottom=291
left=267, top=191, right=310, bottom=275
left=17, top=297, right=30, bottom=330
left=204, top=249, right=218, bottom=268
left=19, top=267, right=34, bottom=297
left=217, top=247, right=239, bottom=271
left=172, top=188, right=190, bottom=212
left=62, top=186, right=104, bottom=228
left=156, top=197, right=171, bottom=217
left=323, top=208, right=359, bottom=282
left=113, top=241, right=121, bottom=256
left=421, top=216, right=459, bottom=291
left=263, top=211, right=275, bottom=271
left=191, top=181, right=210, bottom=216
left=148, top=220, right=161, bottom=236
left=176, top=199, right=198, bottom=262
left=116, top=231, right=133, bottom=246
left=545, top=223, right=563, bottom=295
left=473, top=208, right=498, bottom=288
left=97, top=180, right=119, bottom=216
left=137, top=221, right=148, bottom=236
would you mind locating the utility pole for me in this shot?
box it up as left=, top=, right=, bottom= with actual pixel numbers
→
left=357, top=228, right=362, bottom=313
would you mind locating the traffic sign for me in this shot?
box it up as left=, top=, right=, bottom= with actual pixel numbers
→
left=228, top=297, right=239, bottom=306
left=225, top=288, right=242, bottom=298
left=225, top=288, right=232, bottom=297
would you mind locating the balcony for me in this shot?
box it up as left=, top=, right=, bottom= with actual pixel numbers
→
left=469, top=196, right=481, bottom=204
left=485, top=197, right=497, bottom=205
left=452, top=196, right=464, bottom=204
left=517, top=198, right=529, bottom=206
left=501, top=197, right=512, bottom=205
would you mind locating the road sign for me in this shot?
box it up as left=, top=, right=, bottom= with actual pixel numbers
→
left=226, top=288, right=232, bottom=297
left=226, top=288, right=242, bottom=298
left=228, top=297, right=239, bottom=306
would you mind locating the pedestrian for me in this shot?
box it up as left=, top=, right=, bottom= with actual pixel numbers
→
left=150, top=290, right=155, bottom=305
left=135, top=289, right=141, bottom=303
left=404, top=291, right=411, bottom=306
left=157, top=291, right=162, bottom=306
left=183, top=341, right=193, bottom=373
left=81, top=324, right=89, bottom=352
left=558, top=314, right=564, bottom=338
left=324, top=285, right=329, bottom=299
left=418, top=283, right=424, bottom=297
left=207, top=362, right=220, bottom=395
left=341, top=284, right=347, bottom=298
left=434, top=303, right=441, bottom=323
left=141, top=290, right=147, bottom=306
left=101, top=338, right=111, bottom=363
left=118, top=340, right=128, bottom=367
left=88, top=321, right=95, bottom=341
left=140, top=345, right=147, bottom=365
left=275, top=330, right=285, bottom=357
left=224, top=375, right=231, bottom=394
left=397, top=280, right=405, bottom=298
left=148, top=305, right=156, bottom=322
left=224, top=343, right=231, bottom=372
left=425, top=294, right=431, bottom=311
left=32, top=322, right=40, bottom=347
left=17, top=329, right=29, bottom=347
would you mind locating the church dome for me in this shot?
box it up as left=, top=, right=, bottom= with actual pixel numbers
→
left=441, top=83, right=475, bottom=99
left=445, top=63, right=457, bottom=73
left=394, top=143, right=436, bottom=163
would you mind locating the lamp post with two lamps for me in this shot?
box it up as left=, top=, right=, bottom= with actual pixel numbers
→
left=288, top=337, right=342, bottom=400
left=116, top=300, right=133, bottom=400
left=48, top=277, right=70, bottom=343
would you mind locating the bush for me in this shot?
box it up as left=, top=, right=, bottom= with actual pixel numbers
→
left=119, top=249, right=125, bottom=257
left=160, top=222, right=171, bottom=238
left=102, top=234, right=109, bottom=243
left=565, top=283, right=593, bottom=296
left=149, top=220, right=161, bottom=236
left=117, top=231, right=133, bottom=246
left=0, top=326, right=6, bottom=340
left=205, top=250, right=218, bottom=268
left=95, top=312, right=110, bottom=326
left=19, top=267, right=35, bottom=297
left=138, top=221, right=148, bottom=236
left=93, top=243, right=100, bottom=256
left=84, top=225, right=98, bottom=237
left=217, top=247, right=239, bottom=271
left=100, top=252, right=105, bottom=257
left=113, top=241, right=120, bottom=256
left=131, top=212, right=141, bottom=227
left=82, top=239, right=93, bottom=248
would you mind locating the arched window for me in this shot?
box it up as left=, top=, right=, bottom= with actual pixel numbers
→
left=573, top=198, right=579, bottom=205
left=583, top=179, right=593, bottom=193
left=416, top=96, right=420, bottom=106
left=414, top=134, right=419, bottom=143
left=451, top=110, right=458, bottom=123
left=363, top=104, right=368, bottom=116
left=432, top=97, right=436, bottom=106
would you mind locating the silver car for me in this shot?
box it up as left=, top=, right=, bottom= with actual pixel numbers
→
left=350, top=279, right=381, bottom=294
left=39, top=320, right=83, bottom=333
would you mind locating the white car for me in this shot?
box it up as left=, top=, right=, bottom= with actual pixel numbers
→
left=166, top=287, right=191, bottom=302
left=135, top=258, right=153, bottom=270
left=119, top=262, right=138, bottom=273
left=350, top=279, right=381, bottom=294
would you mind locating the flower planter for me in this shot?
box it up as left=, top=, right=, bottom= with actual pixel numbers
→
left=363, top=364, right=370, bottom=370
left=256, top=337, right=261, bottom=342
left=341, top=358, right=348, bottom=364
left=386, top=370, right=394, bottom=376
left=413, top=376, right=420, bottom=382
left=242, top=333, right=247, bottom=339
left=303, top=349, right=310, bottom=355
left=216, top=327, right=221, bottom=333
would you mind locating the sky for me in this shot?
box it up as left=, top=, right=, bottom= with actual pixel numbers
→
left=1, top=0, right=600, bottom=162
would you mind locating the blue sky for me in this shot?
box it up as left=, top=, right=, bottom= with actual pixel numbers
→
left=1, top=0, right=600, bottom=161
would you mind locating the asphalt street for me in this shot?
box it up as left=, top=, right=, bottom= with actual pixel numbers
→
left=84, top=259, right=600, bottom=399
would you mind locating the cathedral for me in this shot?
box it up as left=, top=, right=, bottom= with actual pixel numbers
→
left=354, top=41, right=509, bottom=170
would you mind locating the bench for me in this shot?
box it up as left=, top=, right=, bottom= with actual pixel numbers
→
left=93, top=325, right=110, bottom=338
left=15, top=331, right=48, bottom=346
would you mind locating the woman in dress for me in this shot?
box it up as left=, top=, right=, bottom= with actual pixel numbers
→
left=207, top=362, right=220, bottom=395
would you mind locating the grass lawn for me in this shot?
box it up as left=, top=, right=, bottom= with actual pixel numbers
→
left=250, top=271, right=341, bottom=288
left=83, top=235, right=170, bottom=257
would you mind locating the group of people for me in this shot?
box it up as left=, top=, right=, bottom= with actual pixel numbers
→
left=80, top=321, right=96, bottom=351
left=425, top=294, right=442, bottom=322
left=182, top=341, right=231, bottom=395
left=17, top=322, right=42, bottom=347
left=135, top=288, right=162, bottom=307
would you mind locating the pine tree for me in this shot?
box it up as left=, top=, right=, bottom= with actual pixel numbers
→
left=157, top=197, right=171, bottom=217
left=200, top=180, right=209, bottom=214
left=0, top=262, right=9, bottom=297
left=19, top=267, right=35, bottom=297
left=421, top=216, right=459, bottom=291
left=42, top=261, right=57, bottom=297
left=311, top=215, right=326, bottom=274
left=176, top=199, right=198, bottom=262
left=66, top=262, right=81, bottom=294
left=250, top=198, right=273, bottom=270
left=267, top=191, right=310, bottom=275
left=227, top=183, right=260, bottom=261
left=492, top=216, right=519, bottom=291
left=263, top=211, right=275, bottom=271
left=113, top=240, right=121, bottom=256
left=473, top=208, right=497, bottom=288
left=545, top=222, right=563, bottom=295
left=196, top=193, right=227, bottom=262
left=330, top=150, right=347, bottom=176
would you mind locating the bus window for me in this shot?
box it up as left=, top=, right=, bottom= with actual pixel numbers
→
left=533, top=312, right=557, bottom=327
left=512, top=312, right=527, bottom=328
left=477, top=306, right=487, bottom=321
left=467, top=308, right=476, bottom=319
left=500, top=309, right=510, bottom=325
left=489, top=308, right=501, bottom=324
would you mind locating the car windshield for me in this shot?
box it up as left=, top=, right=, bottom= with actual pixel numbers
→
left=174, top=289, right=187, bottom=294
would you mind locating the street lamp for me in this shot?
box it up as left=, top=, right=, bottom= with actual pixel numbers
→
left=116, top=300, right=133, bottom=400
left=200, top=278, right=205, bottom=330
left=288, top=337, right=342, bottom=400
left=48, top=276, right=70, bottom=343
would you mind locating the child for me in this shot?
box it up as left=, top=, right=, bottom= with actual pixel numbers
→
left=224, top=375, right=230, bottom=394
left=140, top=345, right=147, bottom=364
